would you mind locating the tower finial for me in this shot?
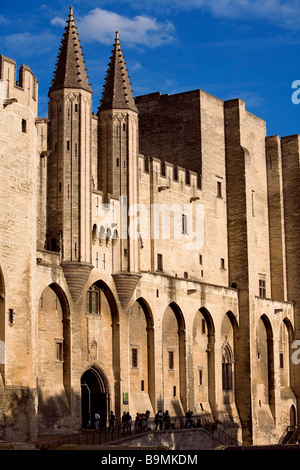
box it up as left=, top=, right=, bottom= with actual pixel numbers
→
left=69, top=6, right=74, bottom=17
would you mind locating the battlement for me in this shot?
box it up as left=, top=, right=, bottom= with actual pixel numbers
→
left=139, top=154, right=202, bottom=197
left=0, top=55, right=38, bottom=115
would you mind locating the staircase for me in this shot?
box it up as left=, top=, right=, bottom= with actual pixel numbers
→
left=278, top=426, right=296, bottom=445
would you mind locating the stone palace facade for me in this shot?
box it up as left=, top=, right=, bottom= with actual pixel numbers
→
left=0, top=7, right=299, bottom=446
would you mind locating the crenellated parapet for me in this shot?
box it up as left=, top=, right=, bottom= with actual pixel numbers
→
left=138, top=154, right=202, bottom=199
left=0, top=55, right=38, bottom=115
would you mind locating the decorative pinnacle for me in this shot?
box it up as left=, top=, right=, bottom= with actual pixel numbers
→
left=99, top=31, right=137, bottom=112
left=49, top=6, right=92, bottom=94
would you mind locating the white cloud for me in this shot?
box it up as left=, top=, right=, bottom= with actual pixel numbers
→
left=52, top=8, right=176, bottom=47
left=0, top=14, right=9, bottom=25
left=3, top=32, right=58, bottom=56
left=51, top=17, right=66, bottom=27
left=120, top=0, right=300, bottom=30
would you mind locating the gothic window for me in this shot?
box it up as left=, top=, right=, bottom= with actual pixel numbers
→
left=222, top=344, right=234, bottom=391
left=85, top=285, right=101, bottom=315
left=259, top=279, right=266, bottom=298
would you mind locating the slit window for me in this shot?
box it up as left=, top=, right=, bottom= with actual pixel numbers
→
left=132, top=348, right=138, bottom=368
left=157, top=254, right=163, bottom=272
left=22, top=119, right=27, bottom=133
left=182, top=214, right=188, bottom=234
left=199, top=369, right=203, bottom=385
left=280, top=353, right=284, bottom=369
left=169, top=351, right=174, bottom=370
left=56, top=341, right=63, bottom=362
left=217, top=181, right=222, bottom=198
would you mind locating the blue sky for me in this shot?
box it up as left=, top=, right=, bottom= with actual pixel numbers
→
left=1, top=0, right=300, bottom=137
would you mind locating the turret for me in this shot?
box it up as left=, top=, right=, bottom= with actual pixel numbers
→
left=98, top=31, right=140, bottom=275
left=47, top=6, right=93, bottom=301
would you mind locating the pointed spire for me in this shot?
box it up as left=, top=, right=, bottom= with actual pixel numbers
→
left=49, top=6, right=92, bottom=94
left=99, top=31, right=137, bottom=112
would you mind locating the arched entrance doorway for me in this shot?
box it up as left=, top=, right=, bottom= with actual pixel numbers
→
left=81, top=365, right=110, bottom=429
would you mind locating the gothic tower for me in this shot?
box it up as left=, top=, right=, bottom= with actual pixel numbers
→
left=47, top=7, right=93, bottom=301
left=98, top=32, right=140, bottom=287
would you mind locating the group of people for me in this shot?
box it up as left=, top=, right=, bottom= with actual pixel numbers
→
left=89, top=408, right=208, bottom=433
left=133, top=410, right=151, bottom=433
left=154, top=410, right=175, bottom=430
left=121, top=411, right=133, bottom=433
left=184, top=410, right=196, bottom=428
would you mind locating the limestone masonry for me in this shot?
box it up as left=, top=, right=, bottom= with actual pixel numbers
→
left=0, top=7, right=299, bottom=446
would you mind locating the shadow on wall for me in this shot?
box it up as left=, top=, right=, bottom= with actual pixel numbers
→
left=0, top=388, right=36, bottom=442
left=0, top=387, right=80, bottom=442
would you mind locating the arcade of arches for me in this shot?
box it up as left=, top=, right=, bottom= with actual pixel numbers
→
left=30, top=277, right=298, bottom=434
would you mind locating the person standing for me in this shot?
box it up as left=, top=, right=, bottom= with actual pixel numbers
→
left=108, top=410, right=115, bottom=432
left=95, top=412, right=100, bottom=430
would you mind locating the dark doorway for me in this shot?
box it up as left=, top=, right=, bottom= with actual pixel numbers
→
left=290, top=405, right=296, bottom=428
left=81, top=366, right=110, bottom=429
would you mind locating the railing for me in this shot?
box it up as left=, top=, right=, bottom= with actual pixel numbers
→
left=36, top=413, right=241, bottom=449
left=278, top=426, right=296, bottom=445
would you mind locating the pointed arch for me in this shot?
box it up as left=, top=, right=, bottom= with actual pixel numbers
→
left=129, top=298, right=155, bottom=414
left=81, top=364, right=111, bottom=428
left=257, top=314, right=275, bottom=419
left=84, top=279, right=120, bottom=418
left=86, top=279, right=119, bottom=322
left=0, top=266, right=5, bottom=380
left=37, top=282, right=72, bottom=433
left=222, top=341, right=234, bottom=391
left=225, top=310, right=239, bottom=334
left=162, top=302, right=186, bottom=414
left=281, top=317, right=295, bottom=389
left=199, top=307, right=216, bottom=415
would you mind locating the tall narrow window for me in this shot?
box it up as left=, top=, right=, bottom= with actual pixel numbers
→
left=132, top=348, right=138, bottom=368
left=182, top=214, right=188, bottom=234
left=86, top=285, right=101, bottom=315
left=222, top=344, right=234, bottom=391
left=199, top=369, right=203, bottom=385
left=252, top=190, right=255, bottom=217
left=56, top=341, right=63, bottom=362
left=280, top=353, right=284, bottom=369
left=22, top=119, right=27, bottom=133
left=169, top=351, right=174, bottom=370
left=217, top=181, right=222, bottom=198
left=259, top=279, right=266, bottom=298
left=157, top=254, right=163, bottom=272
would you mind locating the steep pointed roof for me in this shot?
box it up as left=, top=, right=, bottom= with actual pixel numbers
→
left=49, top=6, right=92, bottom=94
left=99, top=31, right=137, bottom=113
